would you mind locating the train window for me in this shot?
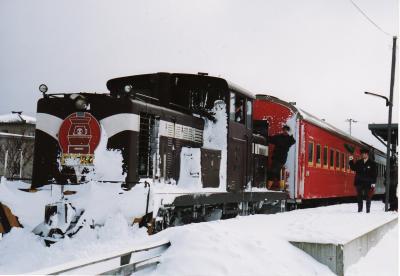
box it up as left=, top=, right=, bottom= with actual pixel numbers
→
left=316, top=144, right=321, bottom=167
left=246, top=100, right=252, bottom=129
left=172, top=76, right=227, bottom=112
left=189, top=89, right=226, bottom=111
left=171, top=77, right=190, bottom=110
left=308, top=141, right=314, bottom=166
left=336, top=151, right=340, bottom=169
left=124, top=75, right=160, bottom=103
left=323, top=146, right=328, bottom=168
left=341, top=153, right=345, bottom=171
left=330, top=149, right=335, bottom=169
left=233, top=94, right=245, bottom=124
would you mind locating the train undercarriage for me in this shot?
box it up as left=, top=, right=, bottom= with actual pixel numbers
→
left=152, top=191, right=287, bottom=232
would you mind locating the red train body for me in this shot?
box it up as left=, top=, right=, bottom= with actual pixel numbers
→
left=254, top=95, right=386, bottom=204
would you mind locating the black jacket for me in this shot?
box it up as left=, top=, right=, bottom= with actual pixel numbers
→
left=349, top=158, right=378, bottom=187
left=268, top=134, right=296, bottom=164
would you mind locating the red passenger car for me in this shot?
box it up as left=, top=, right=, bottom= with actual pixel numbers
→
left=253, top=95, right=386, bottom=206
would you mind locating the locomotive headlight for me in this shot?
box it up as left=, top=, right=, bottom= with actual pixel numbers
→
left=39, top=84, right=48, bottom=94
left=73, top=95, right=88, bottom=110
left=124, top=84, right=133, bottom=93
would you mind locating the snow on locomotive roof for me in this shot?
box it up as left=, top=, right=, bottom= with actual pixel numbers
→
left=0, top=113, right=36, bottom=124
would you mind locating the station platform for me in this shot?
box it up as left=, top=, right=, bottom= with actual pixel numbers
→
left=284, top=204, right=397, bottom=276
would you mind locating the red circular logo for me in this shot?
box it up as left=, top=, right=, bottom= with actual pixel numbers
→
left=58, top=112, right=101, bottom=164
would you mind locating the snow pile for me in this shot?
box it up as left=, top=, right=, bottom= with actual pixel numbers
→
left=68, top=181, right=149, bottom=225
left=87, top=127, right=125, bottom=182
left=0, top=178, right=50, bottom=229
left=0, top=179, right=149, bottom=230
left=202, top=100, right=227, bottom=191
left=62, top=126, right=125, bottom=182
left=0, top=213, right=149, bottom=274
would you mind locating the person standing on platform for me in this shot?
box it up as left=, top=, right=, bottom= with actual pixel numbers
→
left=267, top=125, right=295, bottom=190
left=349, top=149, right=378, bottom=213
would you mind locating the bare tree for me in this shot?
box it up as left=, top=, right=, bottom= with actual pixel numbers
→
left=2, top=134, right=34, bottom=179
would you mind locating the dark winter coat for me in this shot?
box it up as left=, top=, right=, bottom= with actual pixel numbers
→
left=349, top=158, right=377, bottom=187
left=268, top=134, right=296, bottom=164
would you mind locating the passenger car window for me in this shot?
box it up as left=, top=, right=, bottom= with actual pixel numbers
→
left=341, top=153, right=345, bottom=171
left=316, top=144, right=321, bottom=166
left=323, top=146, right=328, bottom=168
left=336, top=151, right=340, bottom=169
left=308, top=141, right=314, bottom=166
left=330, top=149, right=335, bottom=169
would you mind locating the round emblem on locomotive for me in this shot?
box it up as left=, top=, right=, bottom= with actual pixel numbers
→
left=58, top=112, right=101, bottom=165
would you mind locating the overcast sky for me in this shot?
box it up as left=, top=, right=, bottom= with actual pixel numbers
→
left=0, top=0, right=398, bottom=150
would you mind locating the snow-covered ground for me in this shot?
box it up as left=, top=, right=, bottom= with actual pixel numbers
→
left=140, top=203, right=397, bottom=276
left=0, top=179, right=397, bottom=275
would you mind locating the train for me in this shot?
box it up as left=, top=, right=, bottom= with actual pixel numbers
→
left=29, top=72, right=385, bottom=241
left=253, top=95, right=386, bottom=208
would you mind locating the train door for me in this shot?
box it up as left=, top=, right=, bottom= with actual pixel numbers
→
left=227, top=92, right=252, bottom=192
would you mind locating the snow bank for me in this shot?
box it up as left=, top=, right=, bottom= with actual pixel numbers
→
left=0, top=213, right=149, bottom=274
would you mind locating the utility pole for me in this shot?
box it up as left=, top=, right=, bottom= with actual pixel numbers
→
left=345, top=118, right=358, bottom=135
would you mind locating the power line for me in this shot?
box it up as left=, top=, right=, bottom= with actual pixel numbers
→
left=348, top=0, right=393, bottom=37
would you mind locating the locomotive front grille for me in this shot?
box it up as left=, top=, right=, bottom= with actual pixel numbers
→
left=138, top=113, right=159, bottom=178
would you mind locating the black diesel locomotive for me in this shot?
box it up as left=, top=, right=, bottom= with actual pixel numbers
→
left=31, top=73, right=286, bottom=230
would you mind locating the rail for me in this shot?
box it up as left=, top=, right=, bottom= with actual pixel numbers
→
left=30, top=240, right=170, bottom=275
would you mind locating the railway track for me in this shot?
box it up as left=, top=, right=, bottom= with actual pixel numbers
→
left=29, top=240, right=170, bottom=275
